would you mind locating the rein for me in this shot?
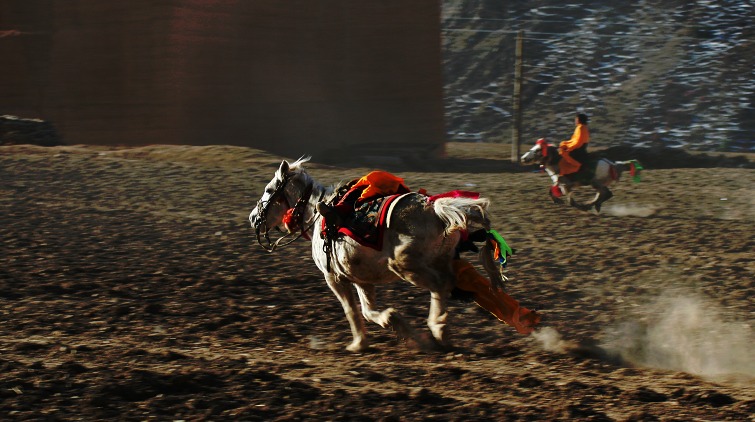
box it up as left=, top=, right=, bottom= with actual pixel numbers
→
left=254, top=174, right=323, bottom=253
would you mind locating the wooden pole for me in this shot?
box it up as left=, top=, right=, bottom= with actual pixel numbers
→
left=511, top=30, right=523, bottom=163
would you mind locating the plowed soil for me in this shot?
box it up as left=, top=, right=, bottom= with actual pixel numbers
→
left=1, top=143, right=753, bottom=421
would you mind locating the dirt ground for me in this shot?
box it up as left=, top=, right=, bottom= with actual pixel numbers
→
left=1, top=143, right=753, bottom=421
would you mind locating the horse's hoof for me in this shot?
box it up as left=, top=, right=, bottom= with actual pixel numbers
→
left=407, top=333, right=449, bottom=353
left=596, top=192, right=613, bottom=213
left=346, top=340, right=370, bottom=353
left=570, top=202, right=591, bottom=212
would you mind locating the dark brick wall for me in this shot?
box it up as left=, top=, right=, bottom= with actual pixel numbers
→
left=0, top=1, right=444, bottom=157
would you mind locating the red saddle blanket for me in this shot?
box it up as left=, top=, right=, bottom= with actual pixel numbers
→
left=323, top=193, right=406, bottom=250
left=321, top=170, right=479, bottom=251
left=320, top=171, right=410, bottom=250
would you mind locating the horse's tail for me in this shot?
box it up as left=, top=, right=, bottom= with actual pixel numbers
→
left=432, top=196, right=490, bottom=236
left=614, top=159, right=644, bottom=183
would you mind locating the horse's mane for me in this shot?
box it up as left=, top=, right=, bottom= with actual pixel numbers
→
left=546, top=145, right=560, bottom=163
left=277, top=155, right=312, bottom=183
left=289, top=155, right=311, bottom=172
left=284, top=156, right=322, bottom=192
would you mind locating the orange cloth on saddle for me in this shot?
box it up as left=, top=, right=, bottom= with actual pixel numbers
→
left=352, top=171, right=410, bottom=203
left=453, top=259, right=540, bottom=335
left=559, top=124, right=590, bottom=176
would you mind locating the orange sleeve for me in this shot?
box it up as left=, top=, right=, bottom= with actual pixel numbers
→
left=355, top=171, right=409, bottom=201
left=560, top=125, right=588, bottom=151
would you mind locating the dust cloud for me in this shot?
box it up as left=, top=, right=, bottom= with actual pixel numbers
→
left=603, top=203, right=657, bottom=217
left=531, top=326, right=570, bottom=353
left=602, top=294, right=754, bottom=377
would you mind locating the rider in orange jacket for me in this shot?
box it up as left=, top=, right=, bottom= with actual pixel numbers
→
left=558, top=113, right=590, bottom=176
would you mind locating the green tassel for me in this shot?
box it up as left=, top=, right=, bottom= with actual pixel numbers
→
left=630, top=160, right=644, bottom=183
left=487, top=229, right=513, bottom=266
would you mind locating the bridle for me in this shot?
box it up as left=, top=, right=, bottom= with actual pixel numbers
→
left=252, top=172, right=322, bottom=252
left=531, top=138, right=560, bottom=167
left=535, top=138, right=551, bottom=159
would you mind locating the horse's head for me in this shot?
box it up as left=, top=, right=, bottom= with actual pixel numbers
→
left=249, top=157, right=314, bottom=250
left=521, top=138, right=554, bottom=165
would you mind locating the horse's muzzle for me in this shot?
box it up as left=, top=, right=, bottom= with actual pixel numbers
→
left=252, top=214, right=272, bottom=249
left=249, top=210, right=260, bottom=229
left=520, top=152, right=536, bottom=164
left=249, top=208, right=267, bottom=236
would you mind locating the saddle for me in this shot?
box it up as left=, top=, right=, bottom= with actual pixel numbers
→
left=320, top=172, right=411, bottom=251
left=562, top=157, right=597, bottom=185
left=318, top=171, right=482, bottom=252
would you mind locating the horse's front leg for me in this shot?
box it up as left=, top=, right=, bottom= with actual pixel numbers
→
left=354, top=283, right=414, bottom=341
left=324, top=274, right=369, bottom=352
left=549, top=185, right=565, bottom=204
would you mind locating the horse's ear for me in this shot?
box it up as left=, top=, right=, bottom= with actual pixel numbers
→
left=277, top=160, right=290, bottom=178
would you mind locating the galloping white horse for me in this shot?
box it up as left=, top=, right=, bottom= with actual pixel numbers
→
left=249, top=157, right=504, bottom=352
left=521, top=139, right=642, bottom=212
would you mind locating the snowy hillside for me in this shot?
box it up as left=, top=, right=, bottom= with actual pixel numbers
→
left=442, top=0, right=754, bottom=151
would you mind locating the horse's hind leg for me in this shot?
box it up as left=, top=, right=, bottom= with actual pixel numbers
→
left=567, top=192, right=589, bottom=211
left=568, top=189, right=598, bottom=212
left=354, top=284, right=414, bottom=341
left=594, top=187, right=613, bottom=213
left=324, top=275, right=369, bottom=352
left=579, top=190, right=602, bottom=211
left=427, top=288, right=451, bottom=347
left=390, top=264, right=454, bottom=348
